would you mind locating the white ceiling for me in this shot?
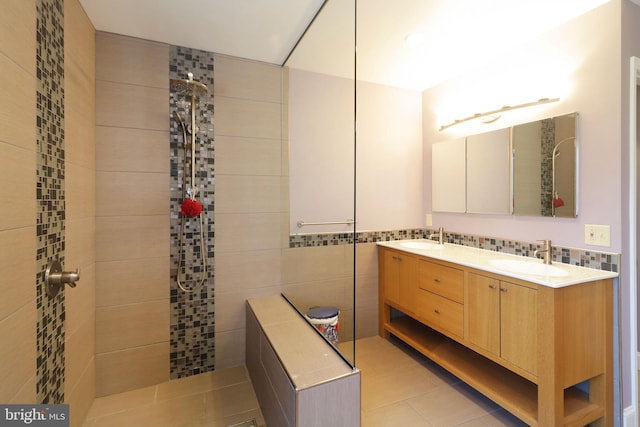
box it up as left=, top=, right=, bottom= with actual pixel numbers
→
left=80, top=0, right=610, bottom=91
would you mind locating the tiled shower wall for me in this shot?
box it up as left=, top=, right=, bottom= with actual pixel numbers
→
left=169, top=46, right=216, bottom=379
left=0, top=0, right=96, bottom=424
left=35, top=0, right=66, bottom=404
left=95, top=32, right=171, bottom=396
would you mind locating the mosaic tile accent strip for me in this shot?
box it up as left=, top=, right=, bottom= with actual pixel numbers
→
left=540, top=118, right=555, bottom=216
left=169, top=45, right=215, bottom=379
left=35, top=0, right=66, bottom=404
left=290, top=228, right=620, bottom=273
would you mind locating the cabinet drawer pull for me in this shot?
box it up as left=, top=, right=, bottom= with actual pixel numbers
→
left=489, top=284, right=497, bottom=289
left=434, top=309, right=441, bottom=314
left=434, top=278, right=441, bottom=283
left=500, top=287, right=508, bottom=292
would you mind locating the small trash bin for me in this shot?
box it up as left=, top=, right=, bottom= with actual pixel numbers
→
left=306, top=306, right=339, bottom=346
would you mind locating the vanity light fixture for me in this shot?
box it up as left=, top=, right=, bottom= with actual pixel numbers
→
left=439, top=97, right=560, bottom=131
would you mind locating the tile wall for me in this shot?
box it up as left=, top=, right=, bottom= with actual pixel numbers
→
left=0, top=0, right=38, bottom=406
left=0, top=1, right=96, bottom=425
left=63, top=0, right=96, bottom=424
left=95, top=32, right=171, bottom=396
left=292, top=228, right=620, bottom=272
left=35, top=0, right=66, bottom=404
left=169, top=46, right=215, bottom=379
left=213, top=54, right=288, bottom=368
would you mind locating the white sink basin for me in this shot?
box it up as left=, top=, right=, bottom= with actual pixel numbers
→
left=488, top=258, right=569, bottom=277
left=399, top=241, right=441, bottom=250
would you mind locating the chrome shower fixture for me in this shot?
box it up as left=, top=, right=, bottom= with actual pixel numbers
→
left=171, top=72, right=210, bottom=293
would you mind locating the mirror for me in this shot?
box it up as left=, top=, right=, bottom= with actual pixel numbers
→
left=466, top=128, right=511, bottom=214
left=512, top=113, right=578, bottom=217
left=432, top=138, right=466, bottom=213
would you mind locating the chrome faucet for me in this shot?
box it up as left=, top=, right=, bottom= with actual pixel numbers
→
left=428, top=227, right=444, bottom=245
left=534, top=239, right=552, bottom=264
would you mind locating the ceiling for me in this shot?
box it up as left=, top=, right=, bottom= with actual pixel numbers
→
left=80, top=0, right=610, bottom=91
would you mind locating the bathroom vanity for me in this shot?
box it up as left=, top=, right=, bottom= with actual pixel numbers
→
left=378, top=241, right=617, bottom=427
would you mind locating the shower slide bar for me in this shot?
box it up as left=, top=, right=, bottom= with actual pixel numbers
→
left=296, top=219, right=355, bottom=228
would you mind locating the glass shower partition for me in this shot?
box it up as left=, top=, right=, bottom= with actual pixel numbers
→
left=282, top=0, right=357, bottom=365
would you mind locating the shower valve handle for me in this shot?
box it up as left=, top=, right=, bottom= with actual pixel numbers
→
left=44, top=260, right=80, bottom=297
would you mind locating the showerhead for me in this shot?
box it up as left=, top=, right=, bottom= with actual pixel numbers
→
left=170, top=76, right=209, bottom=98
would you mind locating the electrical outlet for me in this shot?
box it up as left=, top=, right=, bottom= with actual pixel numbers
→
left=584, top=224, right=611, bottom=247
left=425, top=214, right=433, bottom=227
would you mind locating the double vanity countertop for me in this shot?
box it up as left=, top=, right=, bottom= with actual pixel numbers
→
left=377, top=239, right=618, bottom=288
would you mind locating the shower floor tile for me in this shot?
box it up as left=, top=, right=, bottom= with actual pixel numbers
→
left=83, top=338, right=528, bottom=426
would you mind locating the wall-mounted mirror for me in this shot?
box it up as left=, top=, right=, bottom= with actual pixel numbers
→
left=512, top=113, right=578, bottom=217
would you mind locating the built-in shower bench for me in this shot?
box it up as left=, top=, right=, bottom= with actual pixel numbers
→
left=246, top=295, right=360, bottom=427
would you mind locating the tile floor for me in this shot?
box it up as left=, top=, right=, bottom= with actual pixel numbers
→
left=83, top=336, right=528, bottom=427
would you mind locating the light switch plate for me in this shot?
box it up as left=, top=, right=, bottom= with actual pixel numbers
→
left=425, top=214, right=433, bottom=227
left=584, top=224, right=610, bottom=246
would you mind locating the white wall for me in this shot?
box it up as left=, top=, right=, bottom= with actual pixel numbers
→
left=422, top=1, right=622, bottom=252
left=289, top=69, right=424, bottom=234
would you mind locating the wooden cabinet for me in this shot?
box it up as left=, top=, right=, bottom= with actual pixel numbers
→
left=380, top=248, right=417, bottom=313
left=466, top=273, right=537, bottom=376
left=378, top=245, right=613, bottom=427
left=416, top=259, right=464, bottom=338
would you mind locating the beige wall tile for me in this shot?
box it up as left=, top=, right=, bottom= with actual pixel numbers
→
left=0, top=0, right=35, bottom=74
left=0, top=227, right=36, bottom=321
left=213, top=54, right=281, bottom=102
left=0, top=303, right=36, bottom=403
left=96, top=215, right=169, bottom=262
left=214, top=213, right=282, bottom=252
left=66, top=163, right=96, bottom=221
left=96, top=342, right=169, bottom=397
left=66, top=217, right=96, bottom=271
left=282, top=246, right=351, bottom=284
left=66, top=316, right=96, bottom=398
left=355, top=275, right=378, bottom=315
left=9, top=375, right=36, bottom=404
left=216, top=135, right=281, bottom=176
left=0, top=55, right=35, bottom=151
left=96, top=81, right=168, bottom=130
left=215, top=175, right=282, bottom=213
left=66, top=358, right=96, bottom=427
left=356, top=242, right=380, bottom=277
left=96, top=32, right=169, bottom=89
left=96, top=300, right=169, bottom=353
left=214, top=96, right=281, bottom=139
left=96, top=126, right=168, bottom=173
left=213, top=329, right=245, bottom=370
left=65, top=103, right=96, bottom=168
left=96, top=171, right=169, bottom=216
left=96, top=258, right=168, bottom=307
left=0, top=143, right=36, bottom=230
left=215, top=249, right=281, bottom=293
left=281, top=278, right=349, bottom=313
left=65, top=264, right=95, bottom=335
left=215, top=286, right=282, bottom=333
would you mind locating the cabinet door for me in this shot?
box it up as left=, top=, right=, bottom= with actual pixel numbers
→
left=466, top=273, right=500, bottom=356
left=381, top=249, right=416, bottom=313
left=382, top=249, right=400, bottom=305
left=500, top=281, right=537, bottom=375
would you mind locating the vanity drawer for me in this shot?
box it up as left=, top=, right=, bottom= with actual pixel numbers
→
left=417, top=259, right=464, bottom=303
left=417, top=289, right=463, bottom=338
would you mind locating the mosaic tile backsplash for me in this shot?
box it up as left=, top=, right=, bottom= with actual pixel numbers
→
left=290, top=228, right=619, bottom=273
left=169, top=45, right=216, bottom=379
left=35, top=0, right=66, bottom=404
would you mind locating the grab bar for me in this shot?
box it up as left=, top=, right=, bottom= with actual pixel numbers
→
left=297, top=219, right=355, bottom=228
